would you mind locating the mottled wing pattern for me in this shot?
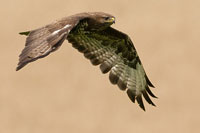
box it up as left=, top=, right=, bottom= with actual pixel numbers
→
left=16, top=19, right=79, bottom=71
left=67, top=25, right=157, bottom=111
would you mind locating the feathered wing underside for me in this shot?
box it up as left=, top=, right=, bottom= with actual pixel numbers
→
left=67, top=25, right=157, bottom=111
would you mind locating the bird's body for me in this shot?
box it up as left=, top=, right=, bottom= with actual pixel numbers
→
left=17, top=12, right=157, bottom=111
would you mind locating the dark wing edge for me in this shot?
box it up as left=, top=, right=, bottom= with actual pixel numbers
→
left=67, top=26, right=157, bottom=111
left=16, top=17, right=82, bottom=71
left=106, top=27, right=157, bottom=111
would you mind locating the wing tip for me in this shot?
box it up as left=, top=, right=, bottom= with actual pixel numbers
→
left=127, top=89, right=136, bottom=103
left=16, top=67, right=20, bottom=71
left=16, top=62, right=26, bottom=71
left=145, top=74, right=155, bottom=88
left=146, top=86, right=158, bottom=98
left=136, top=95, right=146, bottom=111
left=142, top=90, right=156, bottom=107
left=127, top=88, right=157, bottom=111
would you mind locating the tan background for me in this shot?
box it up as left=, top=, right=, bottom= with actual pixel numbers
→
left=0, top=0, right=199, bottom=133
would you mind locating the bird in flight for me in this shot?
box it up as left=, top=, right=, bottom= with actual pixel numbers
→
left=16, top=12, right=157, bottom=111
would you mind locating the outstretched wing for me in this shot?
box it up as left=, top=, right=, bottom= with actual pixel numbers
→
left=67, top=26, right=157, bottom=111
left=16, top=16, right=85, bottom=71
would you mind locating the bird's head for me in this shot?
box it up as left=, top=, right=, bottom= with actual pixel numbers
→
left=93, top=12, right=115, bottom=24
left=87, top=12, right=115, bottom=30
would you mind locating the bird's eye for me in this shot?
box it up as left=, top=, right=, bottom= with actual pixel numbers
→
left=104, top=17, right=110, bottom=20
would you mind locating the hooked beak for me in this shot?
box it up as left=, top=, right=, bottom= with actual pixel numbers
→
left=106, top=17, right=115, bottom=24
left=110, top=17, right=115, bottom=23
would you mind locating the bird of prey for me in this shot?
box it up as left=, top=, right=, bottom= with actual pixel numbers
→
left=16, top=12, right=157, bottom=111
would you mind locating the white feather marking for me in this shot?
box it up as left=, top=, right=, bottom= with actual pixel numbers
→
left=52, top=29, right=61, bottom=35
left=63, top=24, right=71, bottom=29
left=52, top=24, right=71, bottom=35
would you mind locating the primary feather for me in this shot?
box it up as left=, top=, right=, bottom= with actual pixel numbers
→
left=17, top=12, right=157, bottom=111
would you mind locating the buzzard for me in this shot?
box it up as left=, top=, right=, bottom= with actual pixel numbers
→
left=16, top=12, right=157, bottom=111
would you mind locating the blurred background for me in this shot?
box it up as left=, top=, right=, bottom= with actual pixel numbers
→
left=0, top=0, right=199, bottom=133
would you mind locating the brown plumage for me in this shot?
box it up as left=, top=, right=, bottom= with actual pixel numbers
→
left=17, top=12, right=157, bottom=111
